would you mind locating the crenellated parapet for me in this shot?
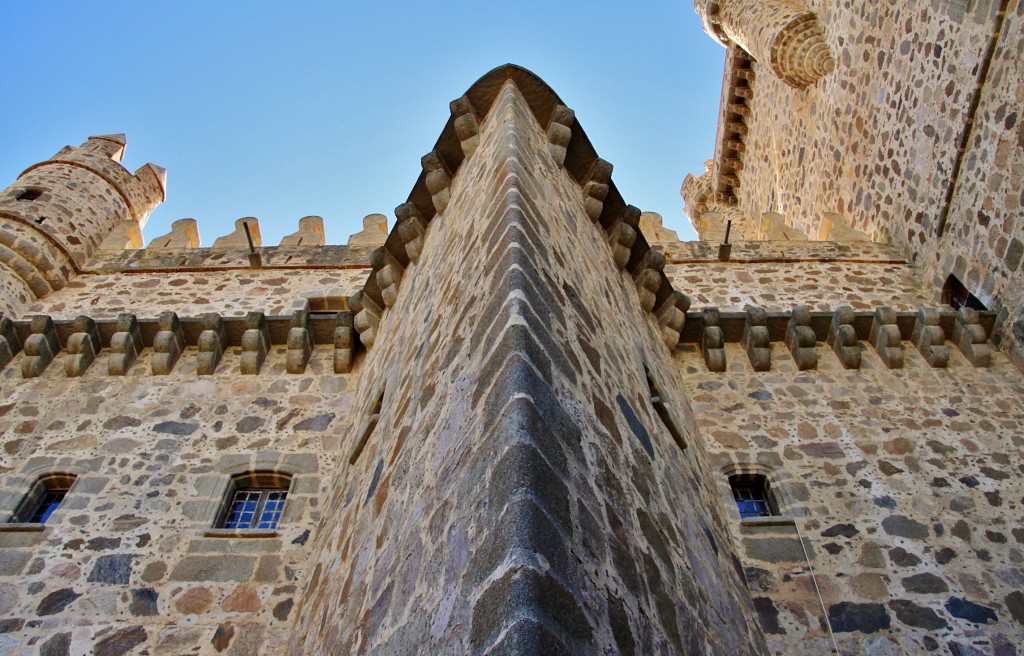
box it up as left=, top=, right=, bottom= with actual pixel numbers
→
left=696, top=0, right=835, bottom=89
left=682, top=165, right=751, bottom=242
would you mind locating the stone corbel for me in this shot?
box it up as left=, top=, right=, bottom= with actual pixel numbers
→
left=422, top=151, right=453, bottom=216
left=240, top=311, right=270, bottom=375
left=828, top=306, right=861, bottom=369
left=607, top=205, right=640, bottom=270
left=108, top=313, right=143, bottom=376
left=700, top=308, right=727, bottom=372
left=451, top=96, right=480, bottom=158
left=22, top=315, right=59, bottom=378
left=0, top=317, right=22, bottom=371
left=952, top=307, right=991, bottom=367
left=869, top=307, right=904, bottom=369
left=911, top=307, right=948, bottom=368
left=287, top=310, right=313, bottom=374
left=152, top=311, right=185, bottom=375
left=786, top=305, right=817, bottom=370
left=196, top=312, right=226, bottom=376
left=581, top=159, right=612, bottom=222
left=546, top=105, right=574, bottom=167
left=65, top=315, right=101, bottom=377
left=742, top=306, right=771, bottom=371
left=334, top=310, right=355, bottom=374
left=395, top=203, right=427, bottom=262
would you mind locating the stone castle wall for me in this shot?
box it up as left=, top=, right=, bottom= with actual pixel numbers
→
left=0, top=339, right=351, bottom=653
left=26, top=246, right=372, bottom=320
left=678, top=338, right=1024, bottom=653
left=709, top=0, right=1024, bottom=367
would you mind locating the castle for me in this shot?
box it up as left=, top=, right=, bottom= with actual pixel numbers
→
left=0, top=2, right=1021, bottom=654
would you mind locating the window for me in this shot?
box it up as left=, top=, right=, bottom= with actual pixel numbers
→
left=644, top=365, right=687, bottom=450
left=349, top=386, right=385, bottom=464
left=942, top=274, right=986, bottom=311
left=217, top=472, right=291, bottom=530
left=16, top=188, right=43, bottom=202
left=11, top=473, right=76, bottom=524
left=730, top=474, right=776, bottom=519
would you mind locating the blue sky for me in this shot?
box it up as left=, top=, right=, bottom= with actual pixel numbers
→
left=0, top=2, right=725, bottom=246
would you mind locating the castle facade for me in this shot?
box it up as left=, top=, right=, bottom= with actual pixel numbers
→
left=0, top=2, right=1020, bottom=653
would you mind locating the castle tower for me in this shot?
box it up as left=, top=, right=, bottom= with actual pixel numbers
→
left=0, top=134, right=165, bottom=316
left=695, top=0, right=834, bottom=88
left=288, top=68, right=768, bottom=654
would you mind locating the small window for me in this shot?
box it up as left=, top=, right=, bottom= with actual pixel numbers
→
left=942, top=274, right=986, bottom=311
left=645, top=365, right=687, bottom=450
left=217, top=472, right=291, bottom=530
left=349, top=386, right=385, bottom=464
left=730, top=474, right=776, bottom=519
left=11, top=473, right=76, bottom=524
left=16, top=188, right=43, bottom=202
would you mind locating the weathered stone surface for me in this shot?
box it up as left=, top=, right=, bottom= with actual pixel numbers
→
left=946, top=597, right=998, bottom=624
left=889, top=599, right=947, bottom=630
left=170, top=556, right=255, bottom=582
left=93, top=626, right=147, bottom=656
left=0, top=54, right=1021, bottom=655
left=828, top=602, right=891, bottom=634
left=39, top=632, right=71, bottom=656
left=881, top=516, right=930, bottom=540
left=36, top=589, right=81, bottom=616
left=87, top=554, right=136, bottom=585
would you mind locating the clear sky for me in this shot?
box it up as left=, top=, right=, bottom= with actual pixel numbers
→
left=0, top=1, right=725, bottom=246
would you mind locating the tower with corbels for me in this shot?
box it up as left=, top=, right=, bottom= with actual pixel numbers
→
left=0, top=134, right=165, bottom=317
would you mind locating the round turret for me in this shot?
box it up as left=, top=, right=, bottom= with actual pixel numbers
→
left=695, top=0, right=835, bottom=88
left=0, top=134, right=165, bottom=316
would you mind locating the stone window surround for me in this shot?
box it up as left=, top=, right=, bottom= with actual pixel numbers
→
left=0, top=458, right=100, bottom=534
left=718, top=462, right=802, bottom=526
left=188, top=451, right=320, bottom=540
left=207, top=470, right=294, bottom=537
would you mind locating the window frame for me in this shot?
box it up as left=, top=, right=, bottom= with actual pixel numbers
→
left=9, top=473, right=77, bottom=525
left=214, top=471, right=292, bottom=532
left=729, top=473, right=778, bottom=519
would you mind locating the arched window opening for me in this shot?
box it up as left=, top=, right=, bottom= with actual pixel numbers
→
left=217, top=471, right=292, bottom=530
left=11, top=473, right=77, bottom=524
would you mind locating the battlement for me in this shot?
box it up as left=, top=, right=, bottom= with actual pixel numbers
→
left=21, top=135, right=166, bottom=228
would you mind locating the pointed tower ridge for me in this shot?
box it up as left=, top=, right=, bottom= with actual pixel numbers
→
left=350, top=66, right=689, bottom=352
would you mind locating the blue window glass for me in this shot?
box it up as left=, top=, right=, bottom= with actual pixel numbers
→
left=28, top=491, right=67, bottom=524
left=730, top=474, right=775, bottom=518
left=223, top=489, right=288, bottom=530
left=11, top=474, right=75, bottom=525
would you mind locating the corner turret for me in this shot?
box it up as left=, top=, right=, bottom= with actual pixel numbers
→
left=0, top=134, right=165, bottom=316
left=696, top=0, right=835, bottom=88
